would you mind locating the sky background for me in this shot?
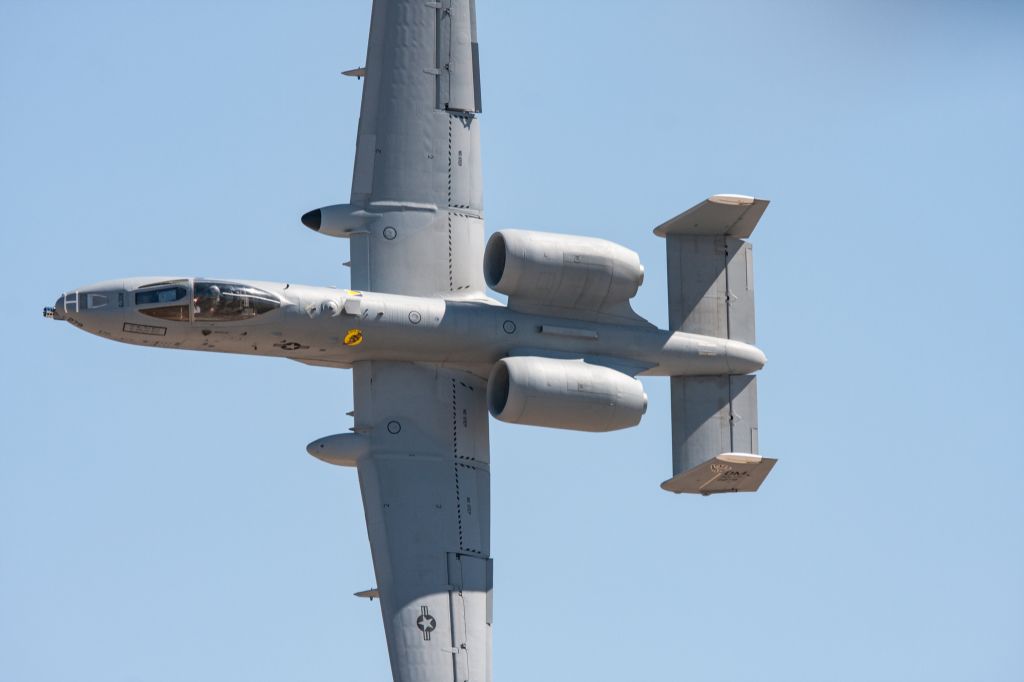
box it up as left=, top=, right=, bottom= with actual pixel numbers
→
left=2, top=0, right=1023, bottom=680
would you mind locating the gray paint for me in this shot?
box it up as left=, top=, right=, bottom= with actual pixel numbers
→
left=666, top=236, right=755, bottom=343
left=487, top=356, right=648, bottom=432
left=46, top=3, right=776, bottom=680
left=662, top=374, right=774, bottom=495
left=353, top=362, right=491, bottom=681
left=343, top=0, right=485, bottom=300
left=484, top=229, right=650, bottom=327
left=48, top=277, right=765, bottom=379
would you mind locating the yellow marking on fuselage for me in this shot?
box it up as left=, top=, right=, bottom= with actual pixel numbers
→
left=343, top=329, right=364, bottom=346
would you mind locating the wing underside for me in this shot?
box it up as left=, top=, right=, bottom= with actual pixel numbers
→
left=342, top=1, right=494, bottom=679
left=347, top=0, right=485, bottom=299
left=352, top=361, right=492, bottom=681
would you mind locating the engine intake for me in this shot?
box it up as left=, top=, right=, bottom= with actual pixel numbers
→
left=483, top=230, right=644, bottom=311
left=487, top=356, right=647, bottom=432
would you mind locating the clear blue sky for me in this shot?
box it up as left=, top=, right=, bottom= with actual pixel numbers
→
left=2, top=1, right=1022, bottom=680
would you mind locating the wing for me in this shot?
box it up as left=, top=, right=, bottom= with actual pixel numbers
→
left=334, top=3, right=492, bottom=679
left=352, top=361, right=492, bottom=681
left=346, top=0, right=486, bottom=299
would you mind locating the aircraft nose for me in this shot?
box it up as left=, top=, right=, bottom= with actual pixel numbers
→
left=47, top=283, right=127, bottom=329
left=45, top=294, right=66, bottom=320
left=48, top=292, right=78, bottom=321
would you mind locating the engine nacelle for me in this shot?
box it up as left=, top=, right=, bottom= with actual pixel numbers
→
left=483, top=229, right=644, bottom=310
left=487, top=356, right=647, bottom=432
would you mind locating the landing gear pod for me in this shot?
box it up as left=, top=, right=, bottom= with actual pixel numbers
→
left=300, top=204, right=376, bottom=238
left=306, top=434, right=370, bottom=467
left=487, top=356, right=647, bottom=432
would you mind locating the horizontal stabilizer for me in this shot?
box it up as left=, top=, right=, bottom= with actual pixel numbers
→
left=661, top=453, right=777, bottom=495
left=653, top=194, right=769, bottom=238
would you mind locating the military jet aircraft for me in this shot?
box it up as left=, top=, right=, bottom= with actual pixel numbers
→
left=45, top=1, right=775, bottom=679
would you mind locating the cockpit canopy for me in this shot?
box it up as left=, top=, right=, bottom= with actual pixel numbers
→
left=135, top=285, right=187, bottom=305
left=136, top=280, right=280, bottom=322
left=193, top=281, right=279, bottom=321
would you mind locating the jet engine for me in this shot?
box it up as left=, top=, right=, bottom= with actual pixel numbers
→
left=483, top=230, right=644, bottom=310
left=487, top=356, right=647, bottom=432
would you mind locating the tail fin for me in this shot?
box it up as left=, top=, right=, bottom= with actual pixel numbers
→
left=661, top=375, right=775, bottom=494
left=655, top=195, right=774, bottom=494
left=655, top=194, right=768, bottom=343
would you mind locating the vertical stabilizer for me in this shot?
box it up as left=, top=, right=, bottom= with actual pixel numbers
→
left=661, top=375, right=775, bottom=494
left=654, top=194, right=768, bottom=342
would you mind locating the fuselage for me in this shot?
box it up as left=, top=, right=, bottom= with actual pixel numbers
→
left=46, top=276, right=766, bottom=378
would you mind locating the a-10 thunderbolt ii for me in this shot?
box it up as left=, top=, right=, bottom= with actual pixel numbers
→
left=45, top=0, right=775, bottom=679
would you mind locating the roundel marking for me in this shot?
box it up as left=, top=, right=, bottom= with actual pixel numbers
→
left=343, top=329, right=364, bottom=346
left=416, top=606, right=436, bottom=640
